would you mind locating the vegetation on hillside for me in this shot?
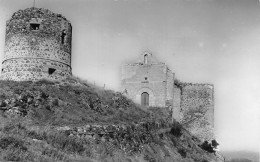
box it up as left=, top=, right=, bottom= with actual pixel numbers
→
left=0, top=77, right=150, bottom=126
left=0, top=77, right=222, bottom=161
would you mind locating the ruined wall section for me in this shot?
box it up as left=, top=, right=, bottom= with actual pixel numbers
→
left=121, top=63, right=168, bottom=107
left=1, top=7, right=72, bottom=81
left=179, top=84, right=214, bottom=141
left=173, top=85, right=181, bottom=121
left=165, top=67, right=174, bottom=109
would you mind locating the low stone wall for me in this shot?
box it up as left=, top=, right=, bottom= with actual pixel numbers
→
left=57, top=121, right=171, bottom=141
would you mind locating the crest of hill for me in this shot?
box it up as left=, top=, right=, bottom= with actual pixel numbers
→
left=0, top=76, right=151, bottom=126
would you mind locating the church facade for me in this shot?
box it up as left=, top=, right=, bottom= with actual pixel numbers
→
left=121, top=52, right=215, bottom=141
left=121, top=52, right=174, bottom=108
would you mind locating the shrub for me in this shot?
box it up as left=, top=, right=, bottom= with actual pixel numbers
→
left=45, top=132, right=85, bottom=154
left=0, top=136, right=30, bottom=161
left=0, top=136, right=27, bottom=151
left=27, top=130, right=45, bottom=140
left=170, top=122, right=182, bottom=137
left=211, top=139, right=219, bottom=148
left=34, top=79, right=56, bottom=85
left=178, top=148, right=186, bottom=158
left=3, top=148, right=23, bottom=161
left=42, top=147, right=68, bottom=161
left=200, top=141, right=214, bottom=153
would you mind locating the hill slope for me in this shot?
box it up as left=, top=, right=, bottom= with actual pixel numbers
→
left=0, top=77, right=223, bottom=162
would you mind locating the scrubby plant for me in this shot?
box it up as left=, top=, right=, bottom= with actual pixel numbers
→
left=211, top=139, right=219, bottom=148
left=170, top=122, right=182, bottom=137
left=200, top=141, right=215, bottom=153
left=0, top=136, right=27, bottom=151
left=178, top=148, right=187, bottom=158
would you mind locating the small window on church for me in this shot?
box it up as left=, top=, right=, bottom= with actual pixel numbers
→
left=1, top=69, right=3, bottom=72
left=144, top=54, right=148, bottom=64
left=48, top=68, right=56, bottom=75
left=61, top=30, right=67, bottom=44
left=145, top=77, right=147, bottom=80
left=30, top=23, right=40, bottom=30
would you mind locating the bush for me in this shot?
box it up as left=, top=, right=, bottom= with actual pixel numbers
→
left=170, top=122, right=182, bottom=137
left=0, top=136, right=30, bottom=161
left=211, top=139, right=219, bottom=148
left=178, top=148, right=186, bottom=158
left=42, top=147, right=68, bottom=161
left=34, top=79, right=56, bottom=85
left=200, top=141, right=214, bottom=153
left=0, top=136, right=27, bottom=151
left=45, top=132, right=85, bottom=154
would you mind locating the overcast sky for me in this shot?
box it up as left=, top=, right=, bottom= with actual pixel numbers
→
left=0, top=0, right=259, bottom=152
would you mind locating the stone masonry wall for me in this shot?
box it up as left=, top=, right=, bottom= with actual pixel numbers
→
left=121, top=52, right=175, bottom=108
left=121, top=63, right=168, bottom=107
left=4, top=35, right=71, bottom=65
left=2, top=58, right=71, bottom=81
left=166, top=67, right=174, bottom=108
left=179, top=84, right=214, bottom=141
left=1, top=7, right=72, bottom=81
left=173, top=85, right=181, bottom=121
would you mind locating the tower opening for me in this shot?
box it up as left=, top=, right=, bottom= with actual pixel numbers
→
left=141, top=92, right=149, bottom=107
left=144, top=54, right=148, bottom=64
left=30, top=23, right=40, bottom=30
left=61, top=30, right=67, bottom=44
left=48, top=68, right=56, bottom=75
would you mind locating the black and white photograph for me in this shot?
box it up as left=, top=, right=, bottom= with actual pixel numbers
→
left=0, top=0, right=259, bottom=161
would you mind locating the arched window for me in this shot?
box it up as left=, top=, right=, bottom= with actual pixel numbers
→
left=141, top=92, right=149, bottom=107
left=144, top=54, right=148, bottom=64
left=61, top=30, right=67, bottom=44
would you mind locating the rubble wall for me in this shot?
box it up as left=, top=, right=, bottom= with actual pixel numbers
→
left=179, top=84, right=214, bottom=141
left=173, top=85, right=181, bottom=121
left=166, top=67, right=174, bottom=108
left=1, top=7, right=72, bottom=81
left=2, top=58, right=71, bottom=81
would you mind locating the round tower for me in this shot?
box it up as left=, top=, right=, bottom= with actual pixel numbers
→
left=1, top=7, right=72, bottom=81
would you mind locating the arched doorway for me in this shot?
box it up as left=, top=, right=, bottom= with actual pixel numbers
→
left=141, top=92, right=149, bottom=107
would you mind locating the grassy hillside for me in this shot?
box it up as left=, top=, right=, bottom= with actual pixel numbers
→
left=0, top=77, right=223, bottom=162
left=0, top=77, right=151, bottom=126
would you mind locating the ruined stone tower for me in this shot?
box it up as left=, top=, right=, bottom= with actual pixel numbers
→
left=121, top=52, right=215, bottom=141
left=1, top=7, right=72, bottom=81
